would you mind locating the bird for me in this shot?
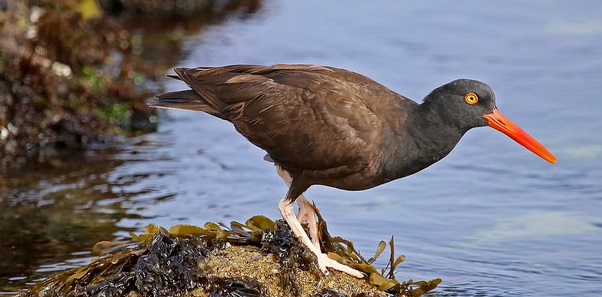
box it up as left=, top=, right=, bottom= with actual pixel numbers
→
left=149, top=64, right=556, bottom=278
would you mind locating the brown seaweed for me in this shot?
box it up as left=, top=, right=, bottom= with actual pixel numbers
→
left=20, top=210, right=440, bottom=297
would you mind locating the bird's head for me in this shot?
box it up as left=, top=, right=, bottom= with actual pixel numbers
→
left=423, top=79, right=556, bottom=164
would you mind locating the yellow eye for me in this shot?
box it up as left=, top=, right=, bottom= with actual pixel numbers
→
left=465, top=92, right=478, bottom=104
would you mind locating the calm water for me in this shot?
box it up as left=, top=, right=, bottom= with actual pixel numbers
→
left=2, top=0, right=602, bottom=296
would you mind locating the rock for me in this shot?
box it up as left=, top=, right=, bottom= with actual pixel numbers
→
left=18, top=215, right=440, bottom=297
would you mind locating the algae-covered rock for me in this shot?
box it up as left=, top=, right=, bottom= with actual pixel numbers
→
left=0, top=0, right=159, bottom=172
left=19, top=214, right=440, bottom=297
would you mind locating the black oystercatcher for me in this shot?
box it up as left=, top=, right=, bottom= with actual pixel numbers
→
left=149, top=64, right=556, bottom=277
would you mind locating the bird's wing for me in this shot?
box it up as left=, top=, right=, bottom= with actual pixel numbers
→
left=161, top=64, right=414, bottom=175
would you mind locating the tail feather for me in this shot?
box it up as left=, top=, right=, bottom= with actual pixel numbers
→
left=149, top=90, right=227, bottom=120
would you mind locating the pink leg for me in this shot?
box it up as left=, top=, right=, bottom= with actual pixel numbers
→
left=278, top=197, right=363, bottom=277
left=276, top=166, right=363, bottom=278
left=296, top=195, right=320, bottom=250
left=275, top=166, right=320, bottom=249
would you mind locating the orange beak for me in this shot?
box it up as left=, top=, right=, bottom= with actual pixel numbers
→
left=483, top=109, right=556, bottom=164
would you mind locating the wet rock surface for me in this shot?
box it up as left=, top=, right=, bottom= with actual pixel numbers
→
left=18, top=215, right=440, bottom=297
left=0, top=0, right=159, bottom=172
left=0, top=0, right=264, bottom=173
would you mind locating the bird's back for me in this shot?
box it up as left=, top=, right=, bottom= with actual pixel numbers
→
left=152, top=64, right=418, bottom=190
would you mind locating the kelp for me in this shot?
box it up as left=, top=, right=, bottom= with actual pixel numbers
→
left=20, top=211, right=440, bottom=297
left=311, top=205, right=442, bottom=296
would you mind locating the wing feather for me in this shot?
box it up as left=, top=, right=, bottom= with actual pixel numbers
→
left=153, top=64, right=416, bottom=183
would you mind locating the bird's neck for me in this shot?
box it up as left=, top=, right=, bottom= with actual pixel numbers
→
left=384, top=103, right=466, bottom=180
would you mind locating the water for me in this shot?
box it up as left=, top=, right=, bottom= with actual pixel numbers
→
left=2, top=0, right=602, bottom=295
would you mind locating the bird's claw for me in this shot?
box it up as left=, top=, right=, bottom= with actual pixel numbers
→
left=315, top=252, right=364, bottom=278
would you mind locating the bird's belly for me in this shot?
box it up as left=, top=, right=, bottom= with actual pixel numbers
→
left=301, top=162, right=387, bottom=191
left=321, top=179, right=381, bottom=191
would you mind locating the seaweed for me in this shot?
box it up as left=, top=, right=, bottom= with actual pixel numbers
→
left=0, top=0, right=159, bottom=172
left=20, top=210, right=440, bottom=297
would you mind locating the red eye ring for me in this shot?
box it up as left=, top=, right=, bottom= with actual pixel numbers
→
left=465, top=92, right=479, bottom=105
